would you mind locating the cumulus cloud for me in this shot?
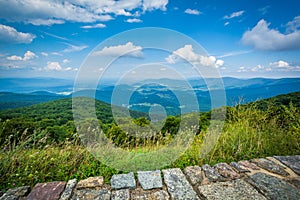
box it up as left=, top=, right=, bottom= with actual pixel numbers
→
left=241, top=18, right=300, bottom=51
left=81, top=23, right=106, bottom=29
left=143, top=0, right=168, bottom=11
left=44, top=61, right=75, bottom=71
left=23, top=51, right=37, bottom=61
left=93, top=42, right=143, bottom=58
left=46, top=61, right=62, bottom=71
left=7, top=51, right=37, bottom=61
left=250, top=64, right=264, bottom=72
left=125, top=18, right=142, bottom=23
left=0, top=24, right=35, bottom=44
left=223, top=10, right=244, bottom=19
left=165, top=45, right=224, bottom=68
left=286, top=16, right=300, bottom=33
left=237, top=60, right=300, bottom=73
left=269, top=60, right=289, bottom=68
left=62, top=59, right=70, bottom=64
left=268, top=60, right=300, bottom=71
left=6, top=55, right=23, bottom=61
left=0, top=0, right=168, bottom=26
left=184, top=9, right=201, bottom=15
left=237, top=66, right=247, bottom=73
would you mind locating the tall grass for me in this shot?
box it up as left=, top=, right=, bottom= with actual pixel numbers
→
left=1, top=103, right=300, bottom=192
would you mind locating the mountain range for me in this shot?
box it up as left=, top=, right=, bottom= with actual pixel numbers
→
left=1, top=77, right=300, bottom=114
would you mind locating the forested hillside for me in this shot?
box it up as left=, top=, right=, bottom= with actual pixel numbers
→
left=0, top=92, right=299, bottom=192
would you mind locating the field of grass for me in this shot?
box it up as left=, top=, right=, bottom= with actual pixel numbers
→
left=1, top=95, right=300, bottom=192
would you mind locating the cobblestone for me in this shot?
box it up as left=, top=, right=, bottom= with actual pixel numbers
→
left=2, top=155, right=300, bottom=200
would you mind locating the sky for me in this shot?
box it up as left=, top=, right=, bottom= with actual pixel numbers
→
left=0, top=0, right=300, bottom=80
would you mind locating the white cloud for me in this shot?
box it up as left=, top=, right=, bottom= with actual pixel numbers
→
left=224, top=22, right=230, bottom=26
left=63, top=59, right=70, bottom=63
left=125, top=18, right=142, bottom=23
left=241, top=18, right=300, bottom=51
left=165, top=45, right=224, bottom=68
left=237, top=66, right=247, bottom=73
left=216, top=59, right=224, bottom=67
left=44, top=32, right=69, bottom=41
left=237, top=60, right=300, bottom=73
left=251, top=64, right=264, bottom=72
left=286, top=16, right=300, bottom=33
left=258, top=6, right=270, bottom=15
left=0, top=24, right=35, bottom=44
left=268, top=60, right=300, bottom=71
left=41, top=52, right=48, bottom=57
left=143, top=0, right=168, bottom=11
left=93, top=42, right=143, bottom=58
left=7, top=55, right=23, bottom=61
left=0, top=0, right=168, bottom=26
left=51, top=52, right=63, bottom=56
left=184, top=8, right=201, bottom=15
left=7, top=51, right=37, bottom=61
left=224, top=10, right=245, bottom=19
left=46, top=61, right=62, bottom=71
left=23, top=51, right=37, bottom=61
left=28, top=19, right=65, bottom=26
left=44, top=61, right=76, bottom=71
left=0, top=1, right=113, bottom=25
left=62, top=43, right=88, bottom=53
left=81, top=23, right=106, bottom=29
left=218, top=50, right=252, bottom=58
left=269, top=60, right=289, bottom=68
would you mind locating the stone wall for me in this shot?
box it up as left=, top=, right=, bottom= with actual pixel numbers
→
left=1, top=155, right=300, bottom=200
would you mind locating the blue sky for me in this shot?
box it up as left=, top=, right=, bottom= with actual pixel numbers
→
left=0, top=0, right=300, bottom=79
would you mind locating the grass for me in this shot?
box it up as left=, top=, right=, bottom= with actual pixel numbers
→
left=0, top=144, right=118, bottom=191
left=1, top=103, right=300, bottom=192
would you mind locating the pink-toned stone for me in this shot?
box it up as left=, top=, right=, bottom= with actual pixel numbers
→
left=214, top=163, right=240, bottom=180
left=251, top=158, right=290, bottom=176
left=25, top=181, right=66, bottom=200
left=238, top=160, right=260, bottom=170
left=184, top=166, right=203, bottom=185
left=230, top=162, right=250, bottom=173
left=76, top=176, right=104, bottom=189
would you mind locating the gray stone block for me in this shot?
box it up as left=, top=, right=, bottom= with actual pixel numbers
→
left=0, top=186, right=30, bottom=200
left=274, top=155, right=300, bottom=175
left=162, top=168, right=199, bottom=200
left=137, top=170, right=162, bottom=190
left=198, top=179, right=266, bottom=200
left=230, top=162, right=250, bottom=173
left=111, top=189, right=130, bottom=200
left=111, top=172, right=136, bottom=189
left=251, top=158, right=290, bottom=176
left=247, top=172, right=300, bottom=199
left=71, top=188, right=111, bottom=200
left=60, top=179, right=77, bottom=200
left=202, top=164, right=224, bottom=182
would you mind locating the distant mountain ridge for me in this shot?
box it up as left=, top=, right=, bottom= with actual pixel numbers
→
left=0, top=91, right=65, bottom=110
left=0, top=77, right=300, bottom=113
